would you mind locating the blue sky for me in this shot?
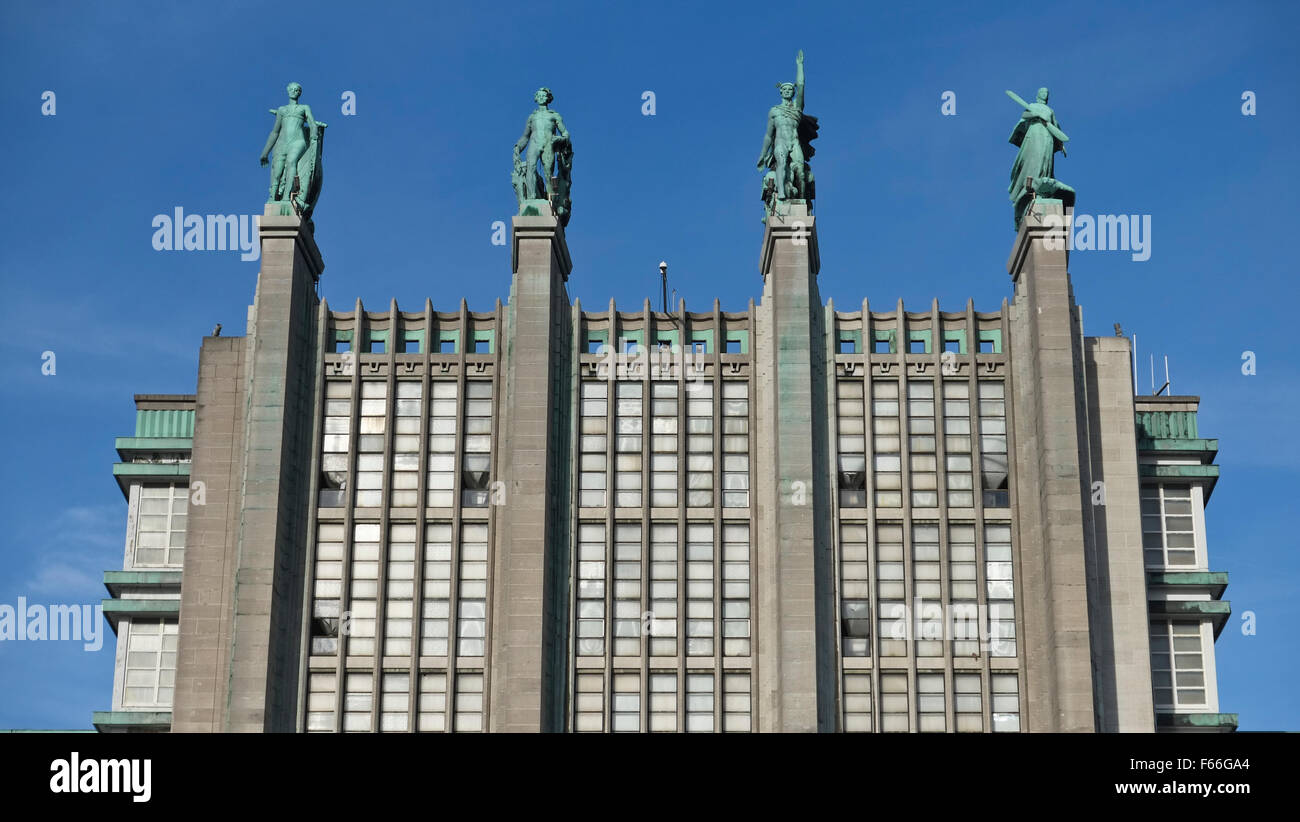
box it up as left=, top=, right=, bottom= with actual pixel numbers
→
left=1, top=0, right=1295, bottom=730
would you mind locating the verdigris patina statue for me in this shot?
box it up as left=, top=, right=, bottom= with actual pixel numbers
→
left=513, top=87, right=573, bottom=227
left=758, top=49, right=818, bottom=220
left=1007, top=87, right=1073, bottom=229
left=261, top=82, right=327, bottom=223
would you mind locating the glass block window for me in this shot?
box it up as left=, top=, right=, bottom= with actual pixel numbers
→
left=837, top=381, right=866, bottom=508
left=612, top=522, right=642, bottom=656
left=650, top=382, right=678, bottom=507
left=917, top=672, right=946, bottom=732
left=985, top=523, right=1016, bottom=657
left=649, top=672, right=677, bottom=732
left=615, top=381, right=643, bottom=507
left=343, top=672, right=373, bottom=732
left=418, top=671, right=447, bottom=732
left=320, top=381, right=352, bottom=507
left=311, top=522, right=344, bottom=655
left=384, top=523, right=416, bottom=656
left=461, top=381, right=493, bottom=507
left=686, top=673, right=714, bottom=733
left=122, top=619, right=178, bottom=707
left=454, top=672, right=484, bottom=732
left=686, top=523, right=714, bottom=656
left=908, top=380, right=938, bottom=506
left=722, top=523, right=751, bottom=656
left=880, top=672, right=909, bottom=732
left=390, top=381, right=422, bottom=507
left=347, top=522, right=380, bottom=656
left=686, top=382, right=713, bottom=507
left=876, top=522, right=906, bottom=657
left=873, top=380, right=901, bottom=507
left=380, top=672, right=410, bottom=731
left=649, top=523, right=678, bottom=656
left=912, top=523, right=942, bottom=656
left=991, top=673, right=1020, bottom=732
left=305, top=672, right=336, bottom=732
left=426, top=381, right=458, bottom=508
left=1142, top=485, right=1197, bottom=568
left=421, top=523, right=452, bottom=656
left=1150, top=620, right=1207, bottom=710
left=944, top=381, right=974, bottom=507
left=612, top=673, right=640, bottom=732
left=576, top=523, right=606, bottom=656
left=574, top=672, right=605, bottom=732
left=457, top=523, right=489, bottom=657
left=723, top=673, right=752, bottom=733
left=949, top=524, right=979, bottom=656
left=840, top=523, right=871, bottom=657
left=579, top=382, right=608, bottom=507
left=843, top=673, right=873, bottom=732
left=355, top=381, right=387, bottom=507
left=978, top=381, right=1009, bottom=507
left=722, top=382, right=750, bottom=508
left=134, top=484, right=187, bottom=566
left=954, top=673, right=982, bottom=732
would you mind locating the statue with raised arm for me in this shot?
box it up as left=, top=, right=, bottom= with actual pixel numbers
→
left=513, top=87, right=573, bottom=227
left=1007, top=87, right=1073, bottom=229
left=758, top=49, right=819, bottom=220
left=260, top=82, right=327, bottom=224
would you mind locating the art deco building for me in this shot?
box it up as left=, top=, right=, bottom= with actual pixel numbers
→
left=93, top=196, right=1235, bottom=733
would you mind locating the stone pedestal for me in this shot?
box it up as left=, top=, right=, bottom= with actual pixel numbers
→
left=491, top=202, right=571, bottom=731
left=754, top=204, right=836, bottom=732
left=1007, top=202, right=1098, bottom=732
left=173, top=208, right=322, bottom=732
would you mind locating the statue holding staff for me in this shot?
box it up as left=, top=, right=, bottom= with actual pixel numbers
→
left=1006, top=87, right=1072, bottom=228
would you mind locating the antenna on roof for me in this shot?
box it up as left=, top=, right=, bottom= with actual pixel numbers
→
left=659, top=261, right=668, bottom=314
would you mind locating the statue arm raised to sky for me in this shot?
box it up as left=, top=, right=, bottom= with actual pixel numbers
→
left=757, top=50, right=817, bottom=219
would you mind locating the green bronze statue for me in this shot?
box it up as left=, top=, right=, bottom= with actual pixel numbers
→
left=513, top=87, right=573, bottom=227
left=261, top=82, right=327, bottom=223
left=758, top=49, right=818, bottom=220
left=1007, top=87, right=1073, bottom=229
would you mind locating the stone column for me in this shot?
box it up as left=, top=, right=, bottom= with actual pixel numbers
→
left=1007, top=202, right=1097, bottom=732
left=490, top=203, right=572, bottom=732
left=753, top=204, right=836, bottom=732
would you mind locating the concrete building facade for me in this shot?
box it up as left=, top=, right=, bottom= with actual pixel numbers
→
left=94, top=199, right=1235, bottom=733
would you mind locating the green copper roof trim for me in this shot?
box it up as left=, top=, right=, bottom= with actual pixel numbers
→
left=1147, top=571, right=1228, bottom=598
left=978, top=328, right=1003, bottom=354
left=724, top=329, right=749, bottom=354
left=101, top=598, right=181, bottom=631
left=134, top=408, right=194, bottom=438
left=1155, top=712, right=1238, bottom=731
left=1137, top=437, right=1219, bottom=455
left=113, top=463, right=190, bottom=479
left=943, top=329, right=967, bottom=355
left=115, top=436, right=193, bottom=453
left=1136, top=409, right=1198, bottom=440
left=472, top=328, right=495, bottom=354
left=1140, top=465, right=1220, bottom=479
left=1148, top=599, right=1231, bottom=637
left=103, top=570, right=184, bottom=597
left=91, top=711, right=172, bottom=732
left=907, top=329, right=932, bottom=354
